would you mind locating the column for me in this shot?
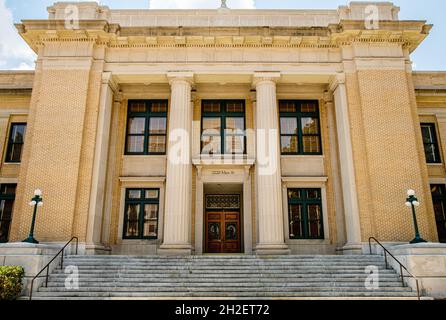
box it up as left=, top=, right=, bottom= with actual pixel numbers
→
left=330, top=74, right=362, bottom=252
left=253, top=72, right=289, bottom=255
left=85, top=72, right=117, bottom=254
left=159, top=72, right=194, bottom=255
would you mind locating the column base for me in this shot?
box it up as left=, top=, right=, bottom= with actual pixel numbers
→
left=337, top=243, right=363, bottom=255
left=85, top=243, right=112, bottom=256
left=255, top=244, right=290, bottom=256
left=158, top=244, right=193, bottom=256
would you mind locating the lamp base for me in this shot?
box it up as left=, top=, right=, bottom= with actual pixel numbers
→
left=410, top=237, right=427, bottom=244
left=22, top=237, right=39, bottom=244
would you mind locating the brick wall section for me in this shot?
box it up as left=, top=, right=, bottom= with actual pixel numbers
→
left=10, top=64, right=96, bottom=242
left=349, top=69, right=437, bottom=241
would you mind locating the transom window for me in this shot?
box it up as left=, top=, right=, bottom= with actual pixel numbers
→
left=0, top=184, right=16, bottom=243
left=5, top=123, right=26, bottom=163
left=430, top=184, right=446, bottom=243
left=201, top=100, right=246, bottom=155
left=279, top=100, right=322, bottom=155
left=123, top=188, right=160, bottom=240
left=287, top=188, right=324, bottom=240
left=125, top=100, right=168, bottom=155
left=421, top=123, right=441, bottom=164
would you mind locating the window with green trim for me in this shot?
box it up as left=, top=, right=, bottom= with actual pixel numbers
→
left=279, top=100, right=322, bottom=155
left=5, top=123, right=26, bottom=163
left=287, top=188, right=324, bottom=240
left=201, top=100, right=246, bottom=155
left=421, top=123, right=441, bottom=164
left=125, top=100, right=167, bottom=155
left=0, top=184, right=16, bottom=243
left=123, top=188, right=160, bottom=240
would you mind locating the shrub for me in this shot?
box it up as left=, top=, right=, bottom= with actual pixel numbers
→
left=0, top=266, right=25, bottom=300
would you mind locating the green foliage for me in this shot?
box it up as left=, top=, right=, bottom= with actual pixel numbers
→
left=0, top=266, right=25, bottom=300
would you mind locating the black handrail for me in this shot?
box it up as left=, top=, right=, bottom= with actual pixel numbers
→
left=28, top=237, right=79, bottom=300
left=368, top=237, right=420, bottom=300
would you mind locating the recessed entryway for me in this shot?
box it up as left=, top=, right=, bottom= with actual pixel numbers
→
left=204, top=184, right=243, bottom=254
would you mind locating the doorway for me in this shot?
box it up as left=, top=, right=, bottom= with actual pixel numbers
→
left=203, top=190, right=243, bottom=254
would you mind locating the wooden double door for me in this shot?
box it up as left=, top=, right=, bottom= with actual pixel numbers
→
left=205, top=211, right=241, bottom=253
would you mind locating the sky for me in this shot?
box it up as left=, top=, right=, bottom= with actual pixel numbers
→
left=1, top=0, right=446, bottom=71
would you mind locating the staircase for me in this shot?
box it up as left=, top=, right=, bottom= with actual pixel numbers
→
left=28, top=255, right=418, bottom=300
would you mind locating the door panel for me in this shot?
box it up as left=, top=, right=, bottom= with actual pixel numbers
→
left=205, top=211, right=241, bottom=253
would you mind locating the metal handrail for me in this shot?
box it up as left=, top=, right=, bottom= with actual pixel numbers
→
left=28, top=237, right=79, bottom=300
left=368, top=237, right=421, bottom=300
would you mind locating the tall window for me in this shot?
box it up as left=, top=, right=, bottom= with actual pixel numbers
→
left=279, top=100, right=322, bottom=155
left=0, top=184, right=16, bottom=243
left=201, top=100, right=246, bottom=155
left=123, top=188, right=160, bottom=240
left=125, top=100, right=168, bottom=155
left=6, top=123, right=26, bottom=163
left=421, top=123, right=441, bottom=163
left=430, top=185, right=446, bottom=243
left=287, top=188, right=324, bottom=240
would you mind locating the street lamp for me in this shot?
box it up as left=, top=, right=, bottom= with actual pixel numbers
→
left=22, top=189, right=43, bottom=244
left=405, top=189, right=427, bottom=244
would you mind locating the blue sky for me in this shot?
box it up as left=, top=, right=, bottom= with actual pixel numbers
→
left=1, top=0, right=446, bottom=70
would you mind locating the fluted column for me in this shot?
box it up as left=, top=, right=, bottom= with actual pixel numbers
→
left=330, top=74, right=362, bottom=253
left=159, top=72, right=194, bottom=255
left=253, top=72, right=289, bottom=255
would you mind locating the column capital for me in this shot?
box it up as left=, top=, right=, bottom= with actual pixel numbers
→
left=323, top=90, right=334, bottom=104
left=252, top=72, right=281, bottom=87
left=329, top=73, right=346, bottom=92
left=167, top=72, right=194, bottom=86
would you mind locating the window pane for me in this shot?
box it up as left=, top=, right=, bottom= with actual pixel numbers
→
left=301, top=118, right=319, bottom=134
left=288, top=189, right=301, bottom=200
left=145, top=190, right=159, bottom=199
left=301, top=102, right=317, bottom=113
left=11, top=125, right=26, bottom=144
left=149, top=118, right=166, bottom=134
left=7, top=145, right=23, bottom=163
left=151, top=102, right=167, bottom=113
left=203, top=118, right=221, bottom=131
left=203, top=102, right=221, bottom=113
left=129, top=102, right=147, bottom=113
left=144, top=204, right=158, bottom=220
left=425, top=144, right=438, bottom=163
left=279, top=101, right=296, bottom=113
left=431, top=185, right=445, bottom=197
left=225, top=223, right=238, bottom=240
left=0, top=185, right=16, bottom=195
left=302, top=136, right=320, bottom=153
left=280, top=118, right=298, bottom=135
left=148, top=136, right=166, bottom=154
left=202, top=136, right=221, bottom=155
left=422, top=125, right=434, bottom=144
left=289, top=204, right=303, bottom=238
left=225, top=117, right=244, bottom=133
left=306, top=189, right=321, bottom=200
left=128, top=190, right=142, bottom=199
left=281, top=136, right=298, bottom=153
left=128, top=117, right=146, bottom=134
left=225, top=135, right=245, bottom=154
left=226, top=102, right=244, bottom=113
left=307, top=204, right=323, bottom=238
left=125, top=204, right=140, bottom=237
left=127, top=136, right=144, bottom=153
left=143, top=221, right=158, bottom=238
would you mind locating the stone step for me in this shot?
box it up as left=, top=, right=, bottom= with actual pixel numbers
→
left=44, top=281, right=407, bottom=288
left=30, top=291, right=417, bottom=298
left=37, top=286, right=413, bottom=293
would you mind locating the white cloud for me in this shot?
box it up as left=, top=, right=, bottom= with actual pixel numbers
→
left=149, top=0, right=255, bottom=9
left=0, top=0, right=36, bottom=70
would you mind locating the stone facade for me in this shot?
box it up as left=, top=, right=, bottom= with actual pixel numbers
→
left=0, top=2, right=445, bottom=256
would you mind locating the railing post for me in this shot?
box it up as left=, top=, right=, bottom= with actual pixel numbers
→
left=384, top=252, right=388, bottom=269
left=29, top=280, right=34, bottom=300
left=400, top=265, right=405, bottom=286
left=61, top=250, right=64, bottom=270
left=45, top=267, right=49, bottom=287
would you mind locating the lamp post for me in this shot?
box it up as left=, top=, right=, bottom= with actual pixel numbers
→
left=22, top=189, right=43, bottom=244
left=405, top=189, right=427, bottom=244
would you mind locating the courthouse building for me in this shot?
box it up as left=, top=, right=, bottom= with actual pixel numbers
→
left=0, top=1, right=445, bottom=256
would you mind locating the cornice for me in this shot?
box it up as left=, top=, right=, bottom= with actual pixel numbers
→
left=16, top=19, right=431, bottom=53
